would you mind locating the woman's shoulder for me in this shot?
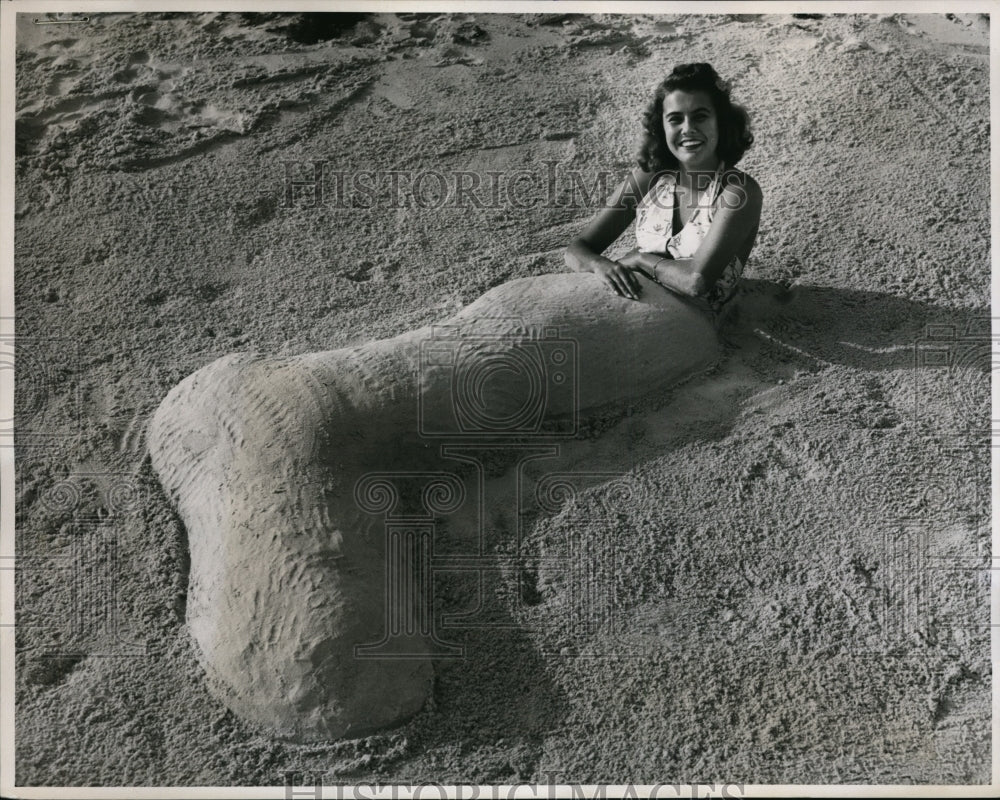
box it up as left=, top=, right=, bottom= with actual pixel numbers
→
left=719, top=165, right=763, bottom=209
left=628, top=166, right=678, bottom=202
left=720, top=165, right=761, bottom=192
left=613, top=166, right=676, bottom=209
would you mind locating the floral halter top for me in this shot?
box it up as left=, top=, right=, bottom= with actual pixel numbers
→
left=634, top=161, right=744, bottom=314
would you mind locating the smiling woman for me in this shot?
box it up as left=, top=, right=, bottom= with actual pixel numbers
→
left=565, top=62, right=762, bottom=322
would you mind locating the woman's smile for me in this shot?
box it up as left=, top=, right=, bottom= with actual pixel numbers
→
left=663, top=89, right=720, bottom=171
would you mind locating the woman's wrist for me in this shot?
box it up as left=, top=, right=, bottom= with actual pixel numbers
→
left=565, top=240, right=602, bottom=274
left=586, top=254, right=612, bottom=274
left=634, top=251, right=665, bottom=272
left=653, top=259, right=705, bottom=298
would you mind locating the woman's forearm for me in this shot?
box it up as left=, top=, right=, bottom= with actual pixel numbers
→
left=619, top=249, right=705, bottom=297
left=565, top=238, right=603, bottom=273
left=616, top=249, right=663, bottom=273
left=652, top=258, right=706, bottom=297
left=566, top=241, right=703, bottom=298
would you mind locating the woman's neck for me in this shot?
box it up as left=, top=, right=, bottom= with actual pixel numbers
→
left=676, top=159, right=721, bottom=192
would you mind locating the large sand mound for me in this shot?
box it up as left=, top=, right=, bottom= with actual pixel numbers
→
left=146, top=272, right=719, bottom=741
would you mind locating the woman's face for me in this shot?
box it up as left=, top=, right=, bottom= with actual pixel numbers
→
left=662, top=89, right=720, bottom=171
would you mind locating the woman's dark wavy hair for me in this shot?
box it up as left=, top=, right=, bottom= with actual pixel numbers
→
left=637, top=63, right=754, bottom=173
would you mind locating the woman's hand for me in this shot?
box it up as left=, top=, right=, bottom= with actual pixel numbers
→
left=591, top=256, right=641, bottom=300
left=615, top=249, right=645, bottom=270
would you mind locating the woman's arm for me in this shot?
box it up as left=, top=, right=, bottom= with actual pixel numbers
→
left=677, top=174, right=763, bottom=294
left=565, top=167, right=654, bottom=300
left=614, top=173, right=763, bottom=300
left=617, top=250, right=706, bottom=297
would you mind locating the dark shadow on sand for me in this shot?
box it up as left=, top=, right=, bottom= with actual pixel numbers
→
left=725, top=278, right=989, bottom=373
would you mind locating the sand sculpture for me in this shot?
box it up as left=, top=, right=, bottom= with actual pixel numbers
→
left=147, top=271, right=721, bottom=741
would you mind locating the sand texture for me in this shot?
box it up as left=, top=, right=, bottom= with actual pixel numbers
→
left=12, top=11, right=990, bottom=786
